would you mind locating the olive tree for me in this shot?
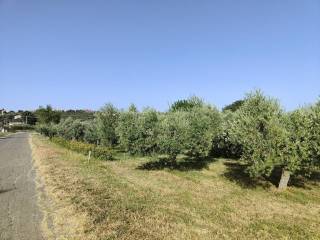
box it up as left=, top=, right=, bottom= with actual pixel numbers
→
left=57, top=117, right=86, bottom=141
left=230, top=91, right=297, bottom=189
left=213, top=110, right=243, bottom=158
left=134, top=108, right=160, bottom=155
left=35, top=105, right=61, bottom=124
left=83, top=120, right=100, bottom=144
left=309, top=101, right=320, bottom=170
left=116, top=106, right=159, bottom=155
left=96, top=103, right=119, bottom=147
left=169, top=96, right=204, bottom=112
left=116, top=105, right=139, bottom=153
left=184, top=105, right=221, bottom=158
left=157, top=111, right=188, bottom=161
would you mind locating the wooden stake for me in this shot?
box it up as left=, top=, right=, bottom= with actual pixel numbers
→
left=88, top=150, right=92, bottom=164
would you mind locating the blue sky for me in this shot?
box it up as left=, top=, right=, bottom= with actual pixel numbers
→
left=0, top=0, right=319, bottom=111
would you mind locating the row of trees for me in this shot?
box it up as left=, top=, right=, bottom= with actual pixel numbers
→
left=36, top=91, right=320, bottom=189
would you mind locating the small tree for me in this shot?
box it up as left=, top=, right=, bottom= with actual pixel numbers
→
left=96, top=103, right=119, bottom=147
left=157, top=111, right=188, bottom=161
left=35, top=105, right=61, bottom=124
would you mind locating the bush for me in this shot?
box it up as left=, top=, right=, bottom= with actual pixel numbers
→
left=8, top=124, right=34, bottom=132
left=93, top=146, right=113, bottom=160
left=51, top=137, right=113, bottom=160
left=35, top=123, right=58, bottom=138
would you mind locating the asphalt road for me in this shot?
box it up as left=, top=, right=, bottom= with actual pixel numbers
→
left=0, top=132, right=43, bottom=240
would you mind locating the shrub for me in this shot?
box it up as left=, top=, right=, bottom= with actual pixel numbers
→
left=8, top=124, right=34, bottom=132
left=51, top=137, right=113, bottom=160
left=35, top=123, right=58, bottom=138
left=93, top=146, right=113, bottom=160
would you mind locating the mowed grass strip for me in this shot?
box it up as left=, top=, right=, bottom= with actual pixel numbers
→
left=31, top=134, right=320, bottom=240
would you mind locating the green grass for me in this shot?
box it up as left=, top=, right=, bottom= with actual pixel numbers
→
left=31, top=134, right=320, bottom=240
left=0, top=132, right=10, bottom=137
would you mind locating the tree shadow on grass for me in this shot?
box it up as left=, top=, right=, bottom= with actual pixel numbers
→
left=223, top=161, right=317, bottom=189
left=137, top=156, right=217, bottom=171
left=222, top=161, right=270, bottom=189
left=0, top=188, right=15, bottom=195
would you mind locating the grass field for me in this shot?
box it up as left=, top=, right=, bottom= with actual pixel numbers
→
left=0, top=132, right=10, bottom=138
left=30, top=134, right=320, bottom=240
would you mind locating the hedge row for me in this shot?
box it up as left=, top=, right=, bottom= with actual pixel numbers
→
left=51, top=137, right=113, bottom=160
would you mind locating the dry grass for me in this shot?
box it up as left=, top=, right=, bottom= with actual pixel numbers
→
left=30, top=134, right=320, bottom=240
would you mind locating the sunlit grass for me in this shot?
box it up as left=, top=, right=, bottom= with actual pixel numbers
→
left=31, top=134, right=320, bottom=240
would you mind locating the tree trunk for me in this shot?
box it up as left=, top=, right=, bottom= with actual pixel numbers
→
left=278, top=169, right=291, bottom=190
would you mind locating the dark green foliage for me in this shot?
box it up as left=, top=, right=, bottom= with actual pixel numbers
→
left=213, top=111, right=243, bottom=158
left=169, top=96, right=204, bottom=112
left=8, top=124, right=34, bottom=132
left=51, top=137, right=113, bottom=160
left=35, top=105, right=61, bottom=124
left=35, top=123, right=58, bottom=138
left=222, top=100, right=245, bottom=112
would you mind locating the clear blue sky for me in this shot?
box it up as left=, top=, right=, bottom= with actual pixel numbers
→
left=1, top=0, right=319, bottom=111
